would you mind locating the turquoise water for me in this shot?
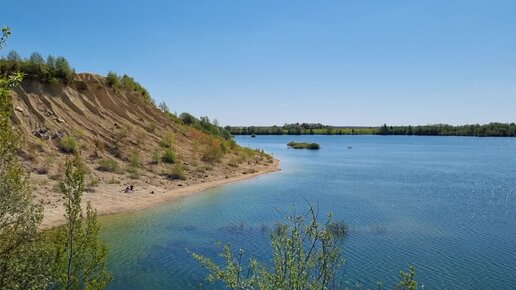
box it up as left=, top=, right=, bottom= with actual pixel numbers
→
left=100, top=135, right=516, bottom=289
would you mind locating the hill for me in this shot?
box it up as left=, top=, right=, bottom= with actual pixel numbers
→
left=7, top=70, right=277, bottom=228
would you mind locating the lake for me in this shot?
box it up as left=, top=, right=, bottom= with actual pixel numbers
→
left=100, top=135, right=516, bottom=289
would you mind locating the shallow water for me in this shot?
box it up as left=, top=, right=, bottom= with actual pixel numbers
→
left=100, top=135, right=516, bottom=289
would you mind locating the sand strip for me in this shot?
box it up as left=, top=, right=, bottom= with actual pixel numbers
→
left=40, top=159, right=280, bottom=229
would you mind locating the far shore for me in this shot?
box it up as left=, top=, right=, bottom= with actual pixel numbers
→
left=39, top=159, right=280, bottom=230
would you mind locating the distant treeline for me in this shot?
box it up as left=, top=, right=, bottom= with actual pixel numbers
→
left=226, top=123, right=376, bottom=135
left=227, top=122, right=516, bottom=137
left=378, top=123, right=516, bottom=137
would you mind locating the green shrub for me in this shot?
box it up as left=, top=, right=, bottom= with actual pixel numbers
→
left=201, top=138, right=224, bottom=163
left=161, top=148, right=176, bottom=163
left=151, top=151, right=161, bottom=164
left=167, top=164, right=186, bottom=180
left=96, top=158, right=120, bottom=172
left=59, top=136, right=79, bottom=154
left=159, top=133, right=174, bottom=149
left=129, top=152, right=141, bottom=169
left=106, top=71, right=119, bottom=87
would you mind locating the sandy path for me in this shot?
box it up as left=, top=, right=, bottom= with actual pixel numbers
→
left=40, top=159, right=280, bottom=229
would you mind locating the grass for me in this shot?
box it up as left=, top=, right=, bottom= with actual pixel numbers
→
left=128, top=152, right=141, bottom=176
left=287, top=141, right=320, bottom=150
left=166, top=164, right=186, bottom=180
left=107, top=177, right=121, bottom=184
left=59, top=136, right=79, bottom=154
left=227, top=157, right=240, bottom=167
left=161, top=148, right=176, bottom=163
left=159, top=133, right=174, bottom=149
left=96, top=158, right=120, bottom=172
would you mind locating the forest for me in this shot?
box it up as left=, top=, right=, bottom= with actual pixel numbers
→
left=228, top=122, right=516, bottom=137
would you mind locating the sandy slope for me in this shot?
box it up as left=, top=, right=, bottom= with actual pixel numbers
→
left=8, top=73, right=279, bottom=229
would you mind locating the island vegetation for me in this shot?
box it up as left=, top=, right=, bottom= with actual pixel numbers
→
left=227, top=122, right=516, bottom=137
left=287, top=141, right=320, bottom=150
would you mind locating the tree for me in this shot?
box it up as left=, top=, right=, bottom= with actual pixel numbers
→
left=46, top=55, right=56, bottom=71
left=158, top=101, right=169, bottom=113
left=29, top=52, right=45, bottom=65
left=52, top=157, right=111, bottom=290
left=7, top=49, right=21, bottom=61
left=54, top=56, right=74, bottom=84
left=0, top=26, right=51, bottom=290
left=105, top=71, right=119, bottom=88
left=193, top=206, right=345, bottom=290
left=396, top=266, right=417, bottom=290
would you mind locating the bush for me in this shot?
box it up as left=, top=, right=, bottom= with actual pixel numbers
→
left=151, top=151, right=161, bottom=164
left=161, top=148, right=176, bottom=163
left=127, top=152, right=141, bottom=177
left=201, top=137, right=224, bottom=163
left=159, top=133, right=174, bottom=149
left=106, top=71, right=119, bottom=87
left=179, top=112, right=197, bottom=125
left=96, top=158, right=120, bottom=172
left=167, top=164, right=186, bottom=180
left=129, top=152, right=141, bottom=169
left=59, top=136, right=79, bottom=154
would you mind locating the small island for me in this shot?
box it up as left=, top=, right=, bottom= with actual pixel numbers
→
left=287, top=141, right=320, bottom=150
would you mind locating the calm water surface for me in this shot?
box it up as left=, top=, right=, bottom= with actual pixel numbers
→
left=100, top=136, right=516, bottom=289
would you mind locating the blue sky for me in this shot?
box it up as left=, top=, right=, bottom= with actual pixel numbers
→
left=2, top=0, right=515, bottom=126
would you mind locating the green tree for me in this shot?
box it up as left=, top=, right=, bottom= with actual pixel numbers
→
left=7, top=49, right=21, bottom=61
left=158, top=101, right=169, bottom=113
left=29, top=52, right=45, bottom=65
left=52, top=157, right=111, bottom=290
left=54, top=56, right=74, bottom=84
left=0, top=26, right=50, bottom=290
left=105, top=71, right=119, bottom=88
left=193, top=206, right=344, bottom=290
left=396, top=266, right=417, bottom=290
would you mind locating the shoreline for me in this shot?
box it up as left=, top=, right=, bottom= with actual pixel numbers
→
left=39, top=159, right=280, bottom=230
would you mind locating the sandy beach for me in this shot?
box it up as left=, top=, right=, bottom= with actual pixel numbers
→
left=39, top=159, right=280, bottom=229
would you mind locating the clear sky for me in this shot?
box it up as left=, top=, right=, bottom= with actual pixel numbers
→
left=2, top=0, right=515, bottom=126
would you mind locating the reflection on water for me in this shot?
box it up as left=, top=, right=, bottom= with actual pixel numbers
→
left=101, top=135, right=516, bottom=289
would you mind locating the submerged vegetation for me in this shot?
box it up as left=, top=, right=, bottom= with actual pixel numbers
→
left=287, top=141, right=320, bottom=150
